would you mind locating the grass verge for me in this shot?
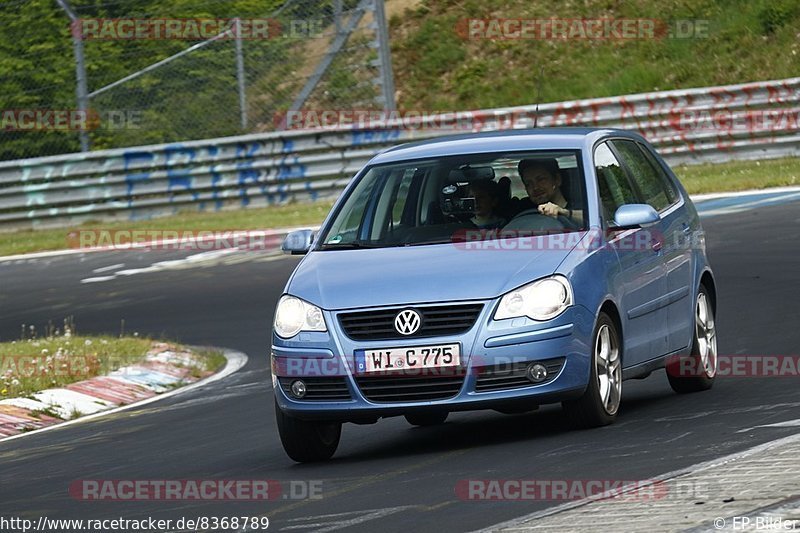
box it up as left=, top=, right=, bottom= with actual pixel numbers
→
left=0, top=157, right=798, bottom=257
left=0, top=323, right=224, bottom=399
left=673, top=157, right=800, bottom=194
left=0, top=199, right=336, bottom=257
left=190, top=348, right=228, bottom=379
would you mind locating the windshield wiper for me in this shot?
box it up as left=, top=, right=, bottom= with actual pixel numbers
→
left=318, top=240, right=384, bottom=250
left=320, top=238, right=454, bottom=249
left=404, top=239, right=453, bottom=247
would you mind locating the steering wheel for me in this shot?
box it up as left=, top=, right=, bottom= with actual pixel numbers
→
left=504, top=208, right=567, bottom=232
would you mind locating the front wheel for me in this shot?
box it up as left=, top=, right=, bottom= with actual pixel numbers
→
left=562, top=312, right=622, bottom=428
left=275, top=400, right=341, bottom=462
left=667, top=285, right=717, bottom=394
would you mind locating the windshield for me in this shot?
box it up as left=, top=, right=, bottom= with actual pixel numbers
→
left=318, top=150, right=587, bottom=249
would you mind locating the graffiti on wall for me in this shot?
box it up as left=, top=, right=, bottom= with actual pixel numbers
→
left=9, top=137, right=318, bottom=224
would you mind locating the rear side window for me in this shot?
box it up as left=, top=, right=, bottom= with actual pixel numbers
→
left=370, top=167, right=418, bottom=239
left=611, top=140, right=677, bottom=212
left=638, top=144, right=680, bottom=203
left=390, top=168, right=418, bottom=225
left=594, top=142, right=637, bottom=222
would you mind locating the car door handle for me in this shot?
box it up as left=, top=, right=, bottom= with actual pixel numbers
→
left=651, top=240, right=663, bottom=252
left=682, top=224, right=692, bottom=235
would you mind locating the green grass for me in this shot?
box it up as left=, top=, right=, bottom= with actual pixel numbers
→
left=0, top=331, right=151, bottom=399
left=674, top=157, right=800, bottom=194
left=0, top=199, right=336, bottom=257
left=0, top=157, right=798, bottom=257
left=389, top=0, right=800, bottom=111
left=190, top=348, right=228, bottom=378
left=0, top=320, right=227, bottom=399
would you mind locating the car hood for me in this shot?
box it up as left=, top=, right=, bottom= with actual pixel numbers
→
left=286, top=233, right=587, bottom=310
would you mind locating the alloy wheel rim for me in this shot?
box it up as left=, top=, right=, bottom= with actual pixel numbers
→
left=595, top=324, right=622, bottom=415
left=696, top=293, right=717, bottom=378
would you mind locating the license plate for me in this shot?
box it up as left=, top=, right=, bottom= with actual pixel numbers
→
left=356, top=343, right=461, bottom=373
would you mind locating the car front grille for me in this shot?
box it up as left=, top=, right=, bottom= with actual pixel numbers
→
left=474, top=357, right=566, bottom=392
left=278, top=377, right=352, bottom=401
left=338, top=303, right=483, bottom=341
left=356, top=371, right=466, bottom=402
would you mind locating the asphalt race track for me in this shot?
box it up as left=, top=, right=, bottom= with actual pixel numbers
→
left=1, top=197, right=799, bottom=533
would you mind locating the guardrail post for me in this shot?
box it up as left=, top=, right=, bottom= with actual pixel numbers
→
left=372, top=0, right=396, bottom=111
left=235, top=18, right=248, bottom=130
left=56, top=0, right=90, bottom=152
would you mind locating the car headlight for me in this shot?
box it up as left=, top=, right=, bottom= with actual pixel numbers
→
left=274, top=295, right=327, bottom=338
left=494, top=275, right=573, bottom=321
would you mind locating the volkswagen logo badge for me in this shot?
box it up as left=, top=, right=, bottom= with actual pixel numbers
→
left=394, top=309, right=421, bottom=335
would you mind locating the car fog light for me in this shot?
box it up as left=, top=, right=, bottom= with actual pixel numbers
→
left=290, top=380, right=306, bottom=398
left=526, top=363, right=548, bottom=383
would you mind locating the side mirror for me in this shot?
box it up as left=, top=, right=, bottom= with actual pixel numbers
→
left=613, top=204, right=660, bottom=229
left=281, top=229, right=315, bottom=255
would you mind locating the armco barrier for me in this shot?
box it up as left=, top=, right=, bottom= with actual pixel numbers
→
left=1, top=77, right=798, bottom=229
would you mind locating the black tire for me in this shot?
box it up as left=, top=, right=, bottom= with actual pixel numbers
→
left=562, top=312, right=622, bottom=428
left=667, top=285, right=717, bottom=394
left=275, top=400, right=341, bottom=463
left=404, top=412, right=448, bottom=427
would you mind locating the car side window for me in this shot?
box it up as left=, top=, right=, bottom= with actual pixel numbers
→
left=390, top=168, right=417, bottom=226
left=594, top=142, right=637, bottom=223
left=370, top=168, right=417, bottom=239
left=611, top=140, right=676, bottom=212
left=637, top=143, right=679, bottom=204
left=325, top=172, right=376, bottom=242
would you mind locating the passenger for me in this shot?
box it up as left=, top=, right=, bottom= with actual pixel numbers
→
left=511, top=159, right=583, bottom=225
left=469, top=180, right=505, bottom=230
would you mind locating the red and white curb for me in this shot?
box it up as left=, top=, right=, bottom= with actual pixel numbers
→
left=0, top=344, right=246, bottom=442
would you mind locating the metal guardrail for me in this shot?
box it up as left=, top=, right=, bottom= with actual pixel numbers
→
left=1, top=77, right=798, bottom=229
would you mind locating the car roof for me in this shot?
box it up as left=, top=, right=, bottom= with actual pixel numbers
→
left=368, top=128, right=647, bottom=165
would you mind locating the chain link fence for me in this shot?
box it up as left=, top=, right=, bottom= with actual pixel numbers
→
left=0, top=0, right=395, bottom=162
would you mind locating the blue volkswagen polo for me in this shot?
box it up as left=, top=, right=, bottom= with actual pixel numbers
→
left=271, top=128, right=718, bottom=462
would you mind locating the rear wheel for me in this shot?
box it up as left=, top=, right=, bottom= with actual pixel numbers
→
left=562, top=312, right=622, bottom=428
left=275, top=400, right=341, bottom=462
left=667, top=285, right=717, bottom=393
left=405, top=412, right=448, bottom=427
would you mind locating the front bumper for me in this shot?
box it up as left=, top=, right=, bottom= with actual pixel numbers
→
left=271, top=303, right=595, bottom=422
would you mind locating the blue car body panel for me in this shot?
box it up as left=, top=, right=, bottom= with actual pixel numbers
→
left=287, top=236, right=578, bottom=310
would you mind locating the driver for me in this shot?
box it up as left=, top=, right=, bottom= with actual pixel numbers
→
left=510, top=159, right=583, bottom=225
